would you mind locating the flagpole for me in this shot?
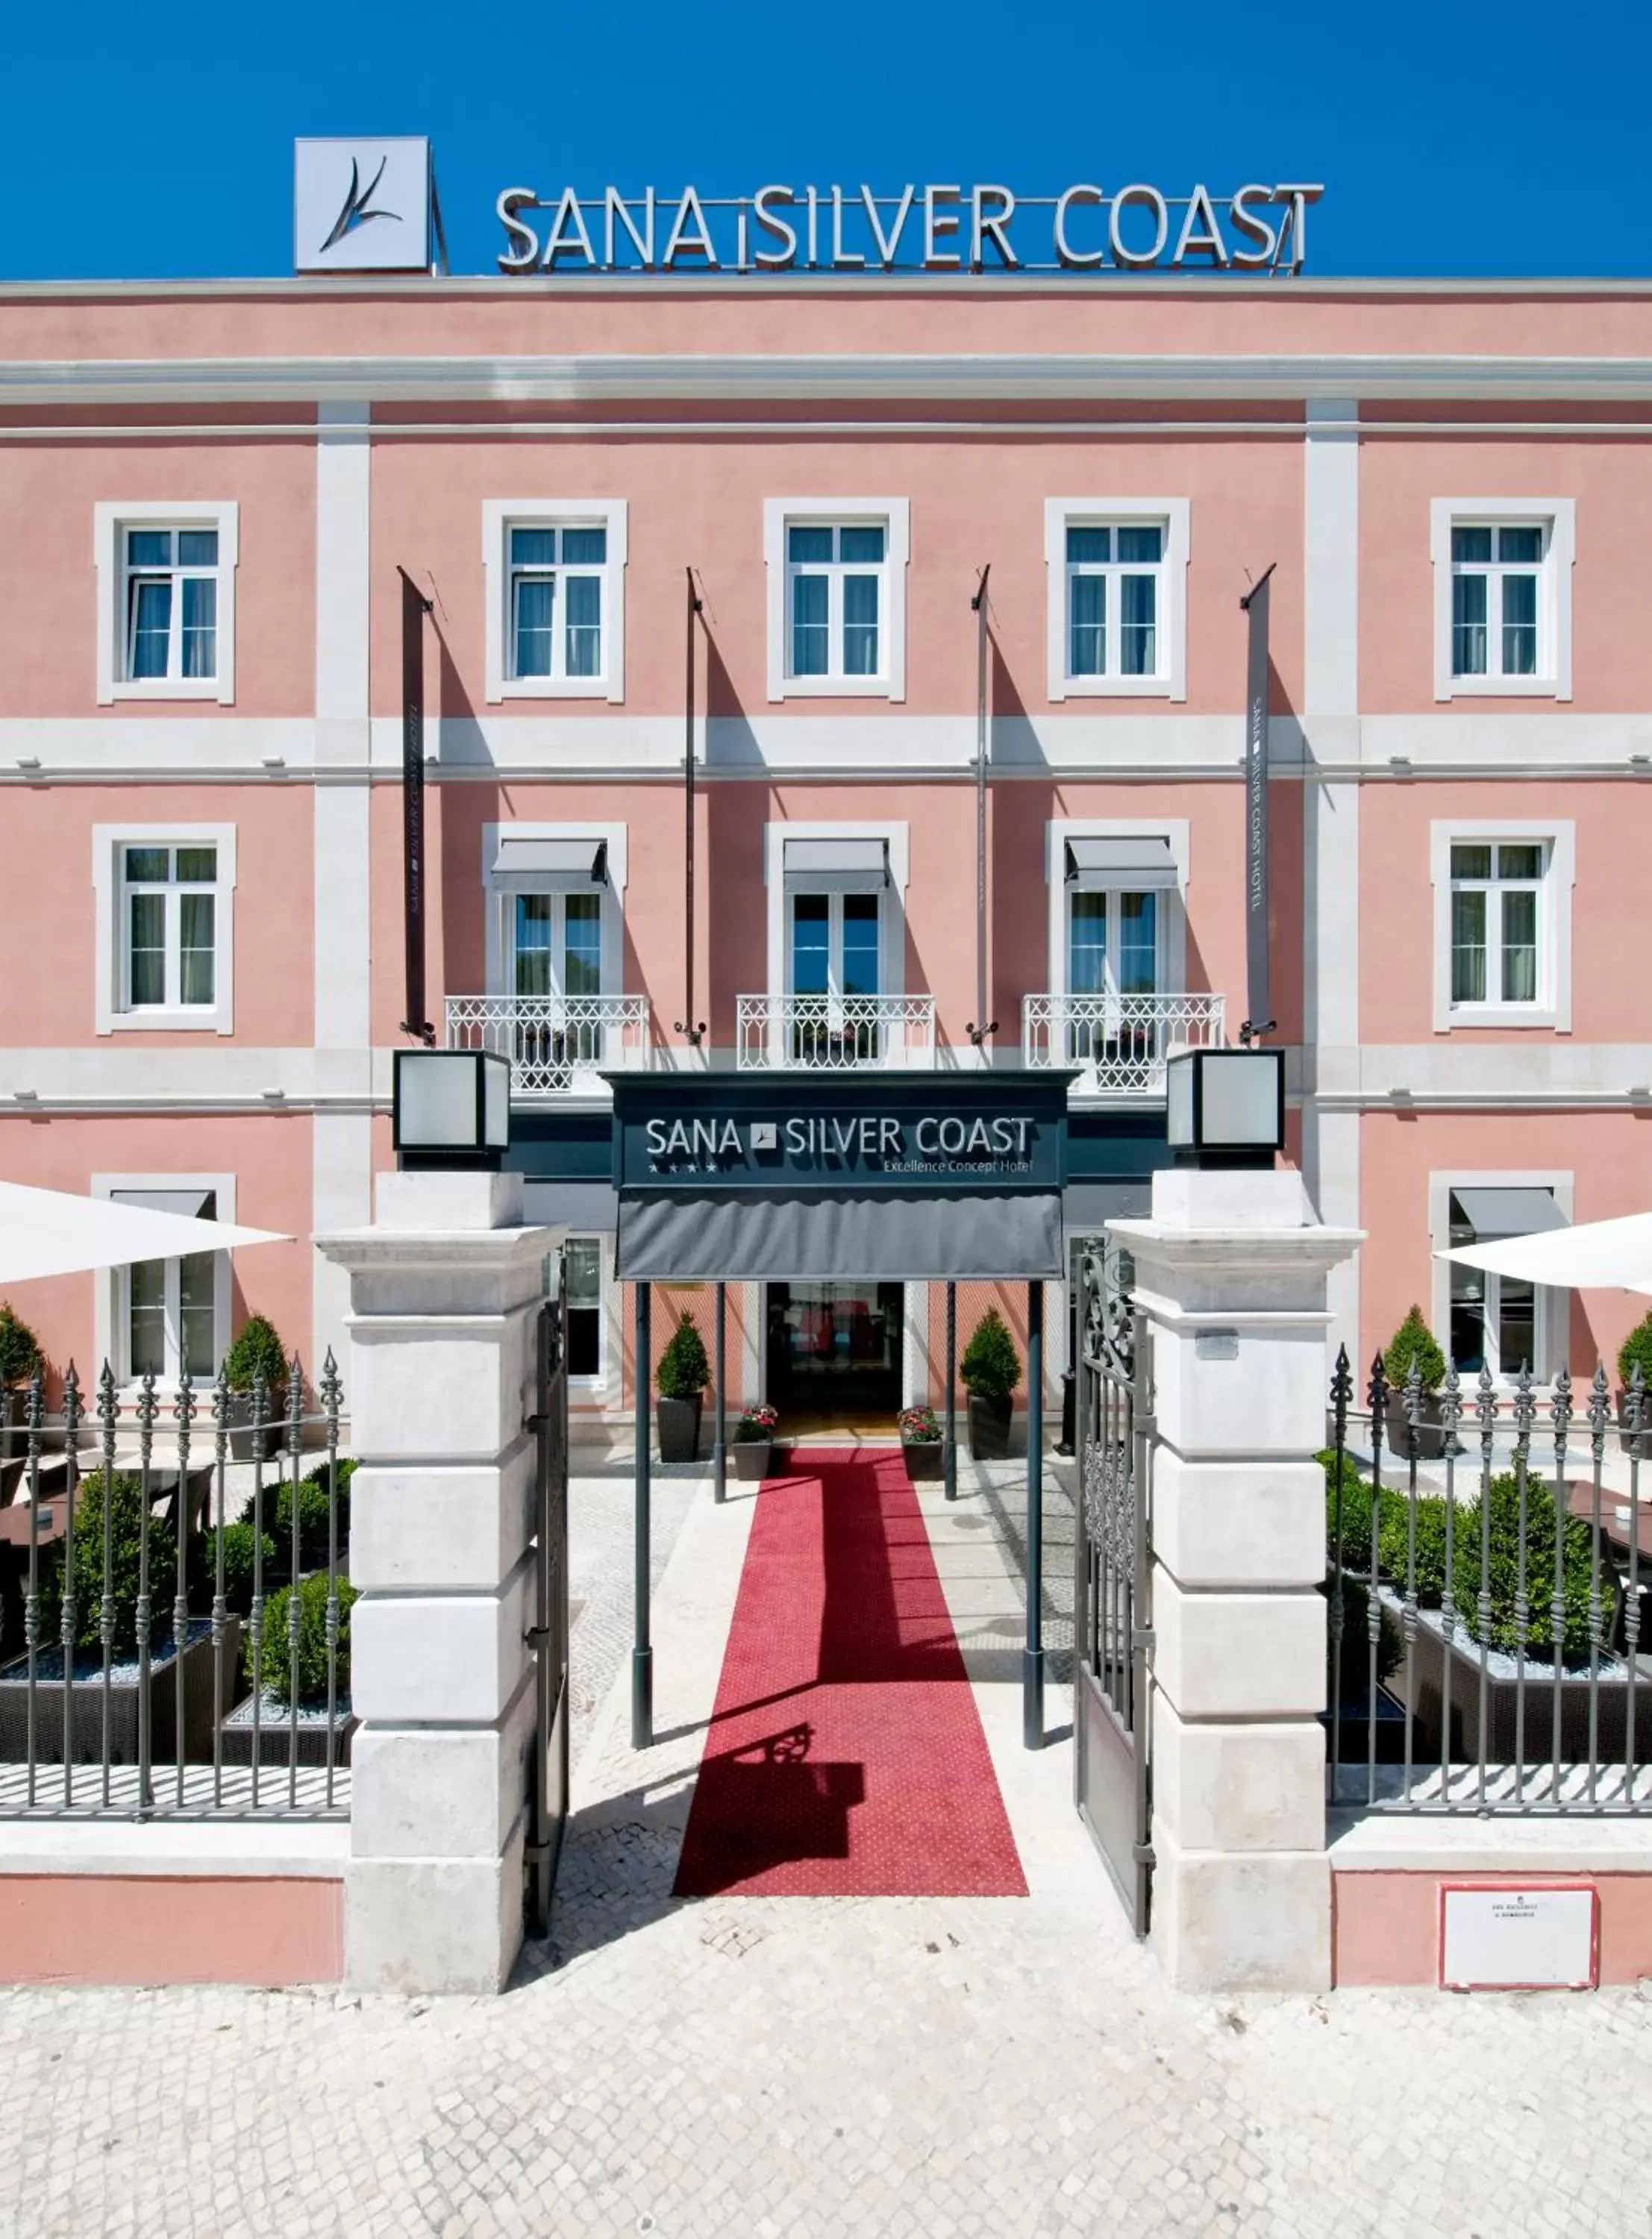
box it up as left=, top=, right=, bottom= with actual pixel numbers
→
left=1238, top=562, right=1278, bottom=1046
left=966, top=566, right=997, bottom=1055
left=674, top=566, right=707, bottom=1049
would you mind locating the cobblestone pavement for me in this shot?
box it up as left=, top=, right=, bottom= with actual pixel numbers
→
left=3, top=1452, right=1652, bottom=2239
left=566, top=1452, right=704, bottom=1767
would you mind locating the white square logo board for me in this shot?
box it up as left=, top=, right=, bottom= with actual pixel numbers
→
left=294, top=139, right=431, bottom=273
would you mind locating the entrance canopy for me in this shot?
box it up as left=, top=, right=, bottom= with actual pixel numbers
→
left=608, top=1072, right=1071, bottom=1281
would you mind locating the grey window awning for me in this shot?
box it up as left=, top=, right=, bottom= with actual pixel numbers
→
left=782, top=837, right=889, bottom=894
left=490, top=836, right=608, bottom=893
left=110, top=1187, right=217, bottom=1221
left=616, top=1190, right=1062, bottom=1282
left=1450, top=1187, right=1567, bottom=1241
left=1064, top=837, right=1178, bottom=891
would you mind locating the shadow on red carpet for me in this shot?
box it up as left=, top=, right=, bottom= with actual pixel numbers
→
left=672, top=1449, right=1027, bottom=1899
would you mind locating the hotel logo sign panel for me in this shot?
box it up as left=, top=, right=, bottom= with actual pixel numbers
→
left=611, top=1075, right=1069, bottom=1196
left=295, top=138, right=432, bottom=273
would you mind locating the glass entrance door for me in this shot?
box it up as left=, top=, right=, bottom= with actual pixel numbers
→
left=766, top=1282, right=904, bottom=1428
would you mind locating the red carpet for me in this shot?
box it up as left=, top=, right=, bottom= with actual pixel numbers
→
left=673, top=1449, right=1027, bottom=1899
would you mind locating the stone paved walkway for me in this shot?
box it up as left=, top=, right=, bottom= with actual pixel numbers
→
left=3, top=1452, right=1651, bottom=2239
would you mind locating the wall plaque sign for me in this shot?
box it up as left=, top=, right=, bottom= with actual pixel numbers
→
left=1439, top=1885, right=1598, bottom=1992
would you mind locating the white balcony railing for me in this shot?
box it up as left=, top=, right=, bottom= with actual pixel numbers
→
left=736, top=993, right=936, bottom=1070
left=445, top=993, right=651, bottom=1096
left=1021, top=991, right=1225, bottom=1096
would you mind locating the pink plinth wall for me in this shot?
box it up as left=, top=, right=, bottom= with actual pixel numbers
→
left=0, top=1876, right=344, bottom=1987
left=1334, top=1872, right=1652, bottom=1988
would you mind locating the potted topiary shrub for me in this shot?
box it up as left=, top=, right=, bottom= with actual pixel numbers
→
left=238, top=1456, right=355, bottom=1582
left=222, top=1570, right=359, bottom=1767
left=1382, top=1305, right=1448, bottom=1461
left=1615, top=1316, right=1652, bottom=1455
left=898, top=1404, right=943, bottom=1482
left=222, top=1315, right=290, bottom=1462
left=732, top=1402, right=778, bottom=1481
left=0, top=1301, right=42, bottom=1465
left=962, top=1307, right=1021, bottom=1461
left=655, top=1314, right=710, bottom=1464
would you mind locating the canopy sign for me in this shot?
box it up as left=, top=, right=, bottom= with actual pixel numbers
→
left=609, top=1073, right=1069, bottom=1196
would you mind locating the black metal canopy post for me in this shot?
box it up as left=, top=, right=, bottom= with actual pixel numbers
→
left=944, top=1281, right=958, bottom=1500
left=966, top=568, right=997, bottom=1052
left=1023, top=1279, right=1045, bottom=1749
left=713, top=1280, right=728, bottom=1504
left=674, top=569, right=707, bottom=1047
left=632, top=1281, right=653, bottom=1749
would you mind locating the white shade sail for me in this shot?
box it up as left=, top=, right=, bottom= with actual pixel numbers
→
left=1439, top=1211, right=1652, bottom=1297
left=0, top=1181, right=288, bottom=1285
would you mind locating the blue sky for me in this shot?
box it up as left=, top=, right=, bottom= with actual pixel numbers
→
left=4, top=0, right=1648, bottom=281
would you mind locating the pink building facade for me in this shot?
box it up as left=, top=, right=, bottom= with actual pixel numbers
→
left=2, top=271, right=1648, bottom=1425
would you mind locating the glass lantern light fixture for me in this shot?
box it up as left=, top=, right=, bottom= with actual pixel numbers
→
left=1166, top=1046, right=1285, bottom=1170
left=392, top=1048, right=511, bottom=1170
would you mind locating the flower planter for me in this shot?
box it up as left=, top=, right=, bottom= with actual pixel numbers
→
left=219, top=1690, right=356, bottom=1767
left=0, top=1616, right=241, bottom=1767
left=967, top=1393, right=1013, bottom=1462
left=228, top=1396, right=284, bottom=1465
left=656, top=1393, right=703, bottom=1465
left=732, top=1442, right=772, bottom=1481
left=1387, top=1592, right=1652, bottom=1766
left=1383, top=1387, right=1449, bottom=1463
left=902, top=1440, right=943, bottom=1482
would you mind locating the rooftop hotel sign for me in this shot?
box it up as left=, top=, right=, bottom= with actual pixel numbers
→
left=495, top=182, right=1324, bottom=276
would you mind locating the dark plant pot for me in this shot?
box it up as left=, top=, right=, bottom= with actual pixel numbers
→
left=219, top=1695, right=357, bottom=1767
left=0, top=1616, right=241, bottom=1767
left=732, top=1441, right=772, bottom=1481
left=967, top=1393, right=1013, bottom=1462
left=1395, top=1597, right=1652, bottom=1767
left=228, top=1395, right=285, bottom=1464
left=1384, top=1387, right=1448, bottom=1462
left=902, top=1440, right=943, bottom=1482
left=1615, top=1390, right=1652, bottom=1458
left=657, top=1393, right=703, bottom=1464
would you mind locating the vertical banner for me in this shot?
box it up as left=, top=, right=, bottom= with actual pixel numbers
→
left=399, top=568, right=432, bottom=1042
left=1240, top=566, right=1277, bottom=1037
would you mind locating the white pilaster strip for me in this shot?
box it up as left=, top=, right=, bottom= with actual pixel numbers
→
left=312, top=402, right=375, bottom=1378
left=1302, top=398, right=1362, bottom=1362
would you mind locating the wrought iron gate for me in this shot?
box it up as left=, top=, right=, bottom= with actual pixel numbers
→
left=1074, top=1243, right=1156, bottom=1934
left=525, top=1288, right=571, bottom=1936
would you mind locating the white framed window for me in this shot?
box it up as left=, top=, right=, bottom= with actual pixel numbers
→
left=764, top=500, right=910, bottom=702
left=1066, top=890, right=1161, bottom=997
left=560, top=1237, right=609, bottom=1386
left=92, top=824, right=237, bottom=1035
left=92, top=1175, right=237, bottom=1389
left=482, top=822, right=627, bottom=998
left=118, top=843, right=220, bottom=1014
left=1430, top=499, right=1574, bottom=702
left=1429, top=822, right=1574, bottom=1032
left=1428, top=1172, right=1571, bottom=1385
left=1043, top=821, right=1189, bottom=996
left=94, top=502, right=238, bottom=706
left=1044, top=499, right=1189, bottom=701
left=482, top=499, right=628, bottom=703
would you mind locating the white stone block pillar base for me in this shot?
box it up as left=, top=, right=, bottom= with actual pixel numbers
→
left=1110, top=1169, right=1361, bottom=1993
left=318, top=1172, right=550, bottom=1994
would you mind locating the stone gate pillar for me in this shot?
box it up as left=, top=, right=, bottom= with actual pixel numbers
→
left=316, top=1170, right=551, bottom=1994
left=1110, top=1168, right=1361, bottom=1993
